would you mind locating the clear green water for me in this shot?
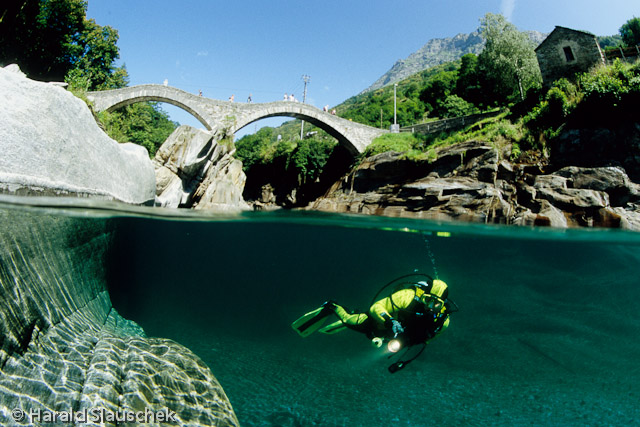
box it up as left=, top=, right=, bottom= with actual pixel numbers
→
left=3, top=198, right=640, bottom=426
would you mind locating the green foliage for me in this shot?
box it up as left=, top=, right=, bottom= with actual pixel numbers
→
left=235, top=127, right=278, bottom=169
left=291, top=138, right=336, bottom=182
left=339, top=61, right=468, bottom=128
left=456, top=53, right=483, bottom=105
left=0, top=0, right=86, bottom=81
left=519, top=60, right=640, bottom=153
left=579, top=59, right=638, bottom=104
left=0, top=0, right=127, bottom=89
left=359, top=114, right=523, bottom=163
left=477, top=13, right=542, bottom=105
left=440, top=95, right=478, bottom=118
left=522, top=79, right=577, bottom=146
left=97, top=102, right=178, bottom=158
left=66, top=18, right=129, bottom=90
left=619, top=17, right=640, bottom=47
left=419, top=70, right=457, bottom=113
left=364, top=133, right=418, bottom=157
left=421, top=115, right=521, bottom=152
left=234, top=126, right=337, bottom=184
left=597, top=35, right=623, bottom=50
left=573, top=59, right=640, bottom=126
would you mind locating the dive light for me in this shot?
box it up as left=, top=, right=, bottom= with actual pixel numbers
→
left=387, top=338, right=402, bottom=353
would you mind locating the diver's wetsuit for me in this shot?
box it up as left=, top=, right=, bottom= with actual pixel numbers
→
left=329, top=279, right=450, bottom=343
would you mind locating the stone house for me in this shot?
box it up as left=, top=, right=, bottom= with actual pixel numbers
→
left=535, top=26, right=605, bottom=87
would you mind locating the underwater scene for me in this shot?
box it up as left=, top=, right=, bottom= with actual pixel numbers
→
left=2, top=198, right=640, bottom=426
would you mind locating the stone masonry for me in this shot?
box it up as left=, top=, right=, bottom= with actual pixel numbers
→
left=87, top=85, right=386, bottom=155
left=535, top=26, right=606, bottom=87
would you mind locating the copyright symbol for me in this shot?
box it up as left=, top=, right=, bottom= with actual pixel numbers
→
left=11, top=408, right=25, bottom=422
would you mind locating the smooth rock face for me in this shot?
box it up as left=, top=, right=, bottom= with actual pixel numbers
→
left=0, top=205, right=239, bottom=426
left=310, top=142, right=640, bottom=230
left=0, top=65, right=156, bottom=205
left=153, top=125, right=250, bottom=211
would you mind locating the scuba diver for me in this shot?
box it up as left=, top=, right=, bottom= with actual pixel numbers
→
left=292, top=274, right=456, bottom=372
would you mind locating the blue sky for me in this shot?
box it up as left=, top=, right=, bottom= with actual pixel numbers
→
left=87, top=0, right=639, bottom=131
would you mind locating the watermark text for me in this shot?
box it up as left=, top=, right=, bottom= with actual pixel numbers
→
left=11, top=407, right=177, bottom=424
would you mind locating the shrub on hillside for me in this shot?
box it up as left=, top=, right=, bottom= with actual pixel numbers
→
left=440, top=95, right=479, bottom=118
left=363, top=133, right=418, bottom=157
left=577, top=59, right=640, bottom=121
left=523, top=78, right=578, bottom=144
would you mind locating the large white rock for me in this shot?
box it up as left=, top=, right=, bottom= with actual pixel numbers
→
left=0, top=65, right=156, bottom=205
left=153, top=125, right=250, bottom=211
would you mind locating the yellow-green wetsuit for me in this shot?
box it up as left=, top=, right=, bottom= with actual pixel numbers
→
left=330, top=279, right=450, bottom=342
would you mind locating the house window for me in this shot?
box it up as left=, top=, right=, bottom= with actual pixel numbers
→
left=563, top=46, right=575, bottom=62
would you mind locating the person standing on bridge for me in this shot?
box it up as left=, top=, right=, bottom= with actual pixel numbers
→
left=247, top=94, right=252, bottom=103
left=228, top=94, right=235, bottom=102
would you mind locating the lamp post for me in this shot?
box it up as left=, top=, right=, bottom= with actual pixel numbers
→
left=391, top=83, right=399, bottom=133
left=300, top=74, right=310, bottom=140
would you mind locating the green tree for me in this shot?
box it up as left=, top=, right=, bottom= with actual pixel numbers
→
left=0, top=0, right=126, bottom=89
left=419, top=70, right=457, bottom=116
left=440, top=95, right=477, bottom=118
left=0, top=0, right=86, bottom=81
left=98, top=103, right=178, bottom=157
left=477, top=13, right=541, bottom=105
left=597, top=35, right=623, bottom=50
left=456, top=53, right=482, bottom=106
left=619, top=17, right=640, bottom=47
left=290, top=137, right=336, bottom=183
left=235, top=127, right=277, bottom=170
left=67, top=18, right=128, bottom=90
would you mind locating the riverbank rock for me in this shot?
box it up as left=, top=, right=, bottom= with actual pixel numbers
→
left=550, top=124, right=640, bottom=182
left=309, top=141, right=640, bottom=230
left=154, top=125, right=250, bottom=212
left=0, top=65, right=156, bottom=205
left=0, top=204, right=239, bottom=426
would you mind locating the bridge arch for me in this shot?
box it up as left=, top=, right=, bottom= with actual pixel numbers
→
left=232, top=104, right=366, bottom=155
left=87, top=85, right=217, bottom=131
left=103, top=95, right=212, bottom=131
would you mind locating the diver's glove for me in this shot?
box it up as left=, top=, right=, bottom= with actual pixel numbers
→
left=381, top=313, right=405, bottom=335
left=391, top=319, right=405, bottom=335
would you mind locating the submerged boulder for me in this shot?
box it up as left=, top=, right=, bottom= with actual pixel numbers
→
left=0, top=204, right=239, bottom=426
left=0, top=65, right=156, bottom=205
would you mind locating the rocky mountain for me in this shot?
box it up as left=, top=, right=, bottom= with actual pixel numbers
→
left=363, top=30, right=547, bottom=94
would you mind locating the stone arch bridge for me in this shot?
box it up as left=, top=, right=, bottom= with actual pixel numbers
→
left=87, top=84, right=386, bottom=155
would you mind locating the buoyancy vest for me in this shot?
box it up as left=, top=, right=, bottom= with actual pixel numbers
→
left=393, top=285, right=450, bottom=345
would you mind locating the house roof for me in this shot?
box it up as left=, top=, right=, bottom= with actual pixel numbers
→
left=535, top=26, right=597, bottom=51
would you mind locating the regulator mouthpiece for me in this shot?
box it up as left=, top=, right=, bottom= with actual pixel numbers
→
left=388, top=361, right=405, bottom=373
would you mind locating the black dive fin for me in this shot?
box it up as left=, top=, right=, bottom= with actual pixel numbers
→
left=291, top=306, right=332, bottom=337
